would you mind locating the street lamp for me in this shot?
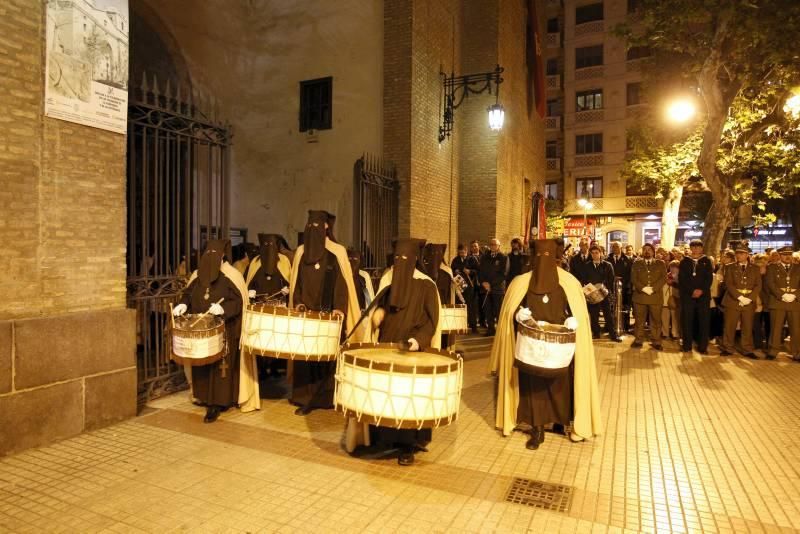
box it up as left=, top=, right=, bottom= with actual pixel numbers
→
left=666, top=98, right=697, bottom=124
left=578, top=197, right=594, bottom=238
left=438, top=65, right=505, bottom=143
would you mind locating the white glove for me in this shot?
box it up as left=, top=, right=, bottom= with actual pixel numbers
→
left=280, top=286, right=290, bottom=296
left=172, top=303, right=187, bottom=317
left=209, top=303, right=224, bottom=316
left=407, top=338, right=420, bottom=352
left=737, top=295, right=752, bottom=306
left=782, top=293, right=796, bottom=303
left=642, top=286, right=653, bottom=295
left=515, top=307, right=533, bottom=323
left=564, top=317, right=578, bottom=331
left=248, top=289, right=256, bottom=299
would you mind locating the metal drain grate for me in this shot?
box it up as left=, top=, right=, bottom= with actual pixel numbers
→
left=505, top=477, right=573, bottom=512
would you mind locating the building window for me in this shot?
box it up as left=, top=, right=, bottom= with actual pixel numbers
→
left=576, top=133, right=603, bottom=154
left=576, top=177, right=603, bottom=198
left=575, top=2, right=603, bottom=24
left=547, top=17, right=559, bottom=33
left=575, top=45, right=603, bottom=69
left=546, top=98, right=561, bottom=117
left=545, top=182, right=560, bottom=200
left=576, top=89, right=603, bottom=111
left=626, top=82, right=642, bottom=105
left=626, top=46, right=651, bottom=60
left=546, top=58, right=559, bottom=75
left=546, top=141, right=558, bottom=159
left=299, top=77, right=332, bottom=132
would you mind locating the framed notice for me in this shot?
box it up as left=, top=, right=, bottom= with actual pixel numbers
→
left=45, top=0, right=129, bottom=134
left=643, top=227, right=661, bottom=247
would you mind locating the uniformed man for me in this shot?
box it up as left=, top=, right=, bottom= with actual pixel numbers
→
left=479, top=238, right=509, bottom=336
left=630, top=243, right=666, bottom=350
left=765, top=246, right=800, bottom=361
left=607, top=241, right=633, bottom=333
left=678, top=239, right=713, bottom=354
left=585, top=244, right=620, bottom=341
left=719, top=245, right=761, bottom=358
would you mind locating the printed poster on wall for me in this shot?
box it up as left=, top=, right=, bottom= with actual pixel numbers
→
left=45, top=0, right=129, bottom=134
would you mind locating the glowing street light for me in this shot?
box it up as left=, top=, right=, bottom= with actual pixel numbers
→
left=666, top=98, right=697, bottom=124
left=784, top=94, right=800, bottom=119
left=578, top=197, right=594, bottom=236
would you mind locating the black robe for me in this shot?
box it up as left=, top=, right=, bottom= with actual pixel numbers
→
left=290, top=250, right=349, bottom=408
left=181, top=275, right=243, bottom=407
left=247, top=264, right=288, bottom=299
left=372, top=277, right=440, bottom=447
left=515, top=287, right=574, bottom=429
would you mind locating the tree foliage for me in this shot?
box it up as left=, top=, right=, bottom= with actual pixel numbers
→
left=617, top=0, right=800, bottom=250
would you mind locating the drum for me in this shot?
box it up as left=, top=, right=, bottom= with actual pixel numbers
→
left=515, top=319, right=575, bottom=375
left=583, top=282, right=608, bottom=304
left=171, top=314, right=226, bottom=366
left=440, top=304, right=468, bottom=334
left=241, top=304, right=343, bottom=361
left=335, top=343, right=463, bottom=429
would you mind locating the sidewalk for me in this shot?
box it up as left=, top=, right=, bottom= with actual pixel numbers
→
left=2, top=336, right=800, bottom=533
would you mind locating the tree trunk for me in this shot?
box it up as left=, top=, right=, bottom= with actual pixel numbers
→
left=660, top=185, right=683, bottom=250
left=702, top=194, right=734, bottom=256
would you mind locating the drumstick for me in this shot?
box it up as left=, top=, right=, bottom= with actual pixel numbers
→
left=254, top=289, right=286, bottom=300
left=169, top=303, right=176, bottom=330
left=190, top=298, right=225, bottom=328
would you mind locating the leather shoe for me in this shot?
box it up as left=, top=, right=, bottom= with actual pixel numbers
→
left=631, top=341, right=643, bottom=348
left=793, top=355, right=800, bottom=363
left=720, top=350, right=733, bottom=356
left=609, top=336, right=621, bottom=343
left=766, top=354, right=777, bottom=360
left=203, top=406, right=220, bottom=424
left=744, top=352, right=758, bottom=359
left=525, top=436, right=540, bottom=450
left=398, top=448, right=415, bottom=466
left=651, top=343, right=662, bottom=351
left=294, top=406, right=312, bottom=416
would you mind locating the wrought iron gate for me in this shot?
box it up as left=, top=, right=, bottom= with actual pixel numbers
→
left=353, top=153, right=399, bottom=281
left=127, top=74, right=231, bottom=406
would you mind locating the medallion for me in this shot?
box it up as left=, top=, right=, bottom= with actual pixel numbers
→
left=542, top=294, right=550, bottom=304
left=314, top=262, right=320, bottom=270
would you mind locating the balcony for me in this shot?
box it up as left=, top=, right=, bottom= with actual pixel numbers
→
left=575, top=66, right=603, bottom=81
left=545, top=198, right=564, bottom=213
left=546, top=32, right=560, bottom=48
left=546, top=74, right=561, bottom=91
left=567, top=198, right=604, bottom=211
left=575, top=109, right=604, bottom=123
left=574, top=154, right=604, bottom=167
left=545, top=116, right=561, bottom=131
left=563, top=196, right=663, bottom=214
left=546, top=158, right=561, bottom=171
left=574, top=20, right=604, bottom=37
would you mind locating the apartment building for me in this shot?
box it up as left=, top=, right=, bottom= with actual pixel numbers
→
left=543, top=0, right=667, bottom=250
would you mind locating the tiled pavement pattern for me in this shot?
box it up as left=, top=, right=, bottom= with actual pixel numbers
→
left=2, top=336, right=800, bottom=533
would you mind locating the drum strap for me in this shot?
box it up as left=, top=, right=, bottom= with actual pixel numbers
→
left=341, top=286, right=389, bottom=346
left=321, top=261, right=336, bottom=312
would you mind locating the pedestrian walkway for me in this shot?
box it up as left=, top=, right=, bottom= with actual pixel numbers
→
left=2, top=337, right=800, bottom=533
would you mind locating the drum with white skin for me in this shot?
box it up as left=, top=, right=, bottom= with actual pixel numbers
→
left=439, top=304, right=468, bottom=334
left=171, top=314, right=226, bottom=366
left=335, top=343, right=463, bottom=429
left=515, top=318, right=576, bottom=376
left=241, top=304, right=343, bottom=361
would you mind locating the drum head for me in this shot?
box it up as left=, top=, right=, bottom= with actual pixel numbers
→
left=346, top=347, right=454, bottom=367
left=342, top=343, right=459, bottom=374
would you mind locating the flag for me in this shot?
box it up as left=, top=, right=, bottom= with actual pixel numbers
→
left=526, top=0, right=546, bottom=118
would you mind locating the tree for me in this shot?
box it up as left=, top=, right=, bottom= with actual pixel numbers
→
left=618, top=0, right=800, bottom=253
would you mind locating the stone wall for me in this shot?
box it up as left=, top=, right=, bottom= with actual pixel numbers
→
left=0, top=1, right=136, bottom=455
left=137, top=0, right=385, bottom=248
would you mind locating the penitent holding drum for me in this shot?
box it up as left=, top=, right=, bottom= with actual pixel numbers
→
left=338, top=237, right=462, bottom=466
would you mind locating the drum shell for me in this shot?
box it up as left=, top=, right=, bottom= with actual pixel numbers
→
left=241, top=304, right=342, bottom=361
left=440, top=304, right=468, bottom=334
left=334, top=342, right=463, bottom=429
left=171, top=314, right=226, bottom=366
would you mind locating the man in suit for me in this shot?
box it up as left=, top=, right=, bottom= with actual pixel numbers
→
left=451, top=243, right=480, bottom=333
left=678, top=239, right=714, bottom=354
left=630, top=243, right=666, bottom=350
left=479, top=238, right=509, bottom=336
left=720, top=244, right=761, bottom=358
left=569, top=236, right=591, bottom=285
left=765, top=246, right=800, bottom=361
left=607, top=241, right=633, bottom=333
left=585, top=244, right=620, bottom=341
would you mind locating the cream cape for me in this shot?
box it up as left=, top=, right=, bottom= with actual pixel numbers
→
left=344, top=267, right=443, bottom=452
left=489, top=268, right=602, bottom=439
left=439, top=262, right=456, bottom=305
left=288, top=239, right=367, bottom=343
left=184, top=263, right=262, bottom=413
left=358, top=269, right=375, bottom=304
left=245, top=253, right=292, bottom=288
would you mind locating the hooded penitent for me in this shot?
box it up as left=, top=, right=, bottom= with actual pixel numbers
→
left=198, top=239, right=227, bottom=289
left=527, top=239, right=561, bottom=303
left=303, top=210, right=329, bottom=266
left=422, top=243, right=446, bottom=280
left=259, top=233, right=289, bottom=276
left=389, top=238, right=426, bottom=310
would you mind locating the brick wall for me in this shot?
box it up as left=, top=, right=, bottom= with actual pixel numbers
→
left=0, top=1, right=135, bottom=456
left=0, top=0, right=127, bottom=320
